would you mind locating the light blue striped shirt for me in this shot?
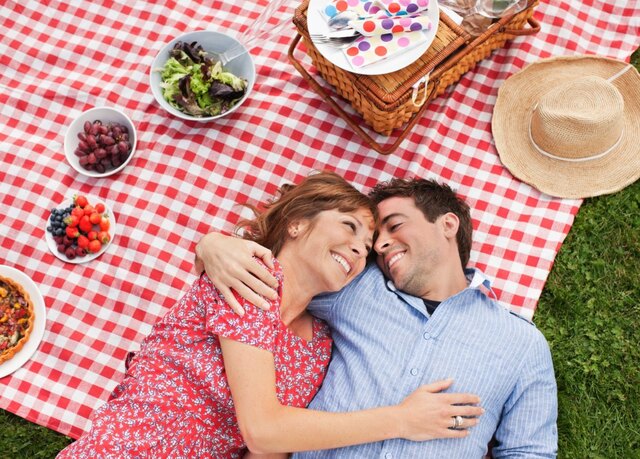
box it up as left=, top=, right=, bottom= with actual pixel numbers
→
left=294, top=264, right=557, bottom=458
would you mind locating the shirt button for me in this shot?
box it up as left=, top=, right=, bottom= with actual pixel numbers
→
left=384, top=453, right=393, bottom=459
left=423, top=332, right=431, bottom=340
left=410, top=368, right=419, bottom=376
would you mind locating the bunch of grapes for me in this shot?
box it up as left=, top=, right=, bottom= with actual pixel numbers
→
left=74, top=120, right=132, bottom=173
left=46, top=195, right=112, bottom=260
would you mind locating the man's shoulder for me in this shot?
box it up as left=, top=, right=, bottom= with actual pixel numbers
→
left=499, top=304, right=550, bottom=349
left=342, top=262, right=386, bottom=289
left=469, top=292, right=549, bottom=347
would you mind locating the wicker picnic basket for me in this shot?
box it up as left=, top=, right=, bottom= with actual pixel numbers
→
left=289, top=0, right=540, bottom=153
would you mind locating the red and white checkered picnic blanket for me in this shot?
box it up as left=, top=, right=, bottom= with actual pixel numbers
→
left=1, top=0, right=638, bottom=440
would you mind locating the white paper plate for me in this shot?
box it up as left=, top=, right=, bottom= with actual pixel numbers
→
left=0, top=265, right=47, bottom=378
left=308, top=0, right=439, bottom=75
left=45, top=194, right=117, bottom=264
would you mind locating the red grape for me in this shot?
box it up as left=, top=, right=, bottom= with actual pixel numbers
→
left=75, top=119, right=132, bottom=173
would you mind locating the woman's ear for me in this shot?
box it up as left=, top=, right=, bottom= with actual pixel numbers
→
left=288, top=220, right=310, bottom=239
left=288, top=221, right=302, bottom=238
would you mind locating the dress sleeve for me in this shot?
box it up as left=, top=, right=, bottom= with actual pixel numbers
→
left=200, top=259, right=284, bottom=354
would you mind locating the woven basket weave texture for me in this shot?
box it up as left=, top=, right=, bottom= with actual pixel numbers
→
left=292, top=0, right=539, bottom=135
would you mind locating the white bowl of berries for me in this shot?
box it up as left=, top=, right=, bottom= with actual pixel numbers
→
left=64, top=107, right=137, bottom=177
left=45, top=194, right=116, bottom=263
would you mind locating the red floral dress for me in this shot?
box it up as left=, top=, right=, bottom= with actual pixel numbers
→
left=57, top=259, right=332, bottom=459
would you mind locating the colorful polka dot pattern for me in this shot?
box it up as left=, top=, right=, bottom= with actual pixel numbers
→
left=344, top=30, right=427, bottom=68
left=349, top=13, right=432, bottom=36
left=324, top=0, right=383, bottom=19
left=323, top=0, right=430, bottom=19
left=376, top=0, right=430, bottom=16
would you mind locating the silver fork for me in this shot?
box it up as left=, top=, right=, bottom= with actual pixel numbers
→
left=309, top=31, right=361, bottom=48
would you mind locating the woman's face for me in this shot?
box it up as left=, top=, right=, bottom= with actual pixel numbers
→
left=291, top=208, right=375, bottom=293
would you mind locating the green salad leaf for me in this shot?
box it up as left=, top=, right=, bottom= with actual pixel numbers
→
left=158, top=41, right=248, bottom=117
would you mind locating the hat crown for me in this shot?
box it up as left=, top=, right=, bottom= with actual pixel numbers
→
left=530, top=76, right=624, bottom=161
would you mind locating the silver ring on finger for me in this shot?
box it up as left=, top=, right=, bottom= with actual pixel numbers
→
left=452, top=415, right=464, bottom=429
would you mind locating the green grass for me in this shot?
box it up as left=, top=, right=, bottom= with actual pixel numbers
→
left=0, top=409, right=72, bottom=457
left=535, top=179, right=640, bottom=458
left=2, top=53, right=639, bottom=459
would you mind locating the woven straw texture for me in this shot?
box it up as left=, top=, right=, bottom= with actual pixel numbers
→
left=492, top=56, right=640, bottom=198
left=293, top=0, right=540, bottom=135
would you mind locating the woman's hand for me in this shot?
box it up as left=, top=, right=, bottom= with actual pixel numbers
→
left=195, top=232, right=279, bottom=315
left=395, top=379, right=484, bottom=441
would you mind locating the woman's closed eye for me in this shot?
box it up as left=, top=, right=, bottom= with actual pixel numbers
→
left=343, top=221, right=357, bottom=232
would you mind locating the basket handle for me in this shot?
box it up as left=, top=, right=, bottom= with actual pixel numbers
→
left=287, top=33, right=440, bottom=155
left=499, top=16, right=540, bottom=36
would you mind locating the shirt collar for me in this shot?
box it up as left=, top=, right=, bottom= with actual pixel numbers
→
left=385, top=267, right=492, bottom=292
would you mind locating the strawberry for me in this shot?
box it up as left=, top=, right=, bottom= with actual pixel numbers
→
left=65, top=226, right=79, bottom=239
left=89, top=211, right=102, bottom=225
left=87, top=231, right=98, bottom=241
left=79, top=215, right=93, bottom=233
left=99, top=217, right=110, bottom=232
left=74, top=195, right=89, bottom=208
left=83, top=205, right=95, bottom=216
left=88, top=239, right=102, bottom=253
left=97, top=231, right=110, bottom=244
left=95, top=202, right=106, bottom=214
left=71, top=206, right=85, bottom=219
left=77, top=235, right=90, bottom=249
left=64, top=214, right=79, bottom=227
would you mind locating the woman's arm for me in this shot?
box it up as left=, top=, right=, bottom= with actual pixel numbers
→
left=195, top=232, right=278, bottom=315
left=220, top=337, right=483, bottom=455
left=244, top=453, right=288, bottom=459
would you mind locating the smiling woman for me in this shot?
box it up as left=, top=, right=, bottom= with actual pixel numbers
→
left=56, top=172, right=481, bottom=459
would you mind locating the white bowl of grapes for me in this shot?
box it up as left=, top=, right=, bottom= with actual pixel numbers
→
left=64, top=106, right=137, bottom=178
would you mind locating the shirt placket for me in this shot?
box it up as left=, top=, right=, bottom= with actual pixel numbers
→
left=377, top=283, right=439, bottom=459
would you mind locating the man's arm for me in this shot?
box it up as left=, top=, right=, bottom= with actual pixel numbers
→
left=491, top=332, right=558, bottom=458
left=195, top=232, right=279, bottom=315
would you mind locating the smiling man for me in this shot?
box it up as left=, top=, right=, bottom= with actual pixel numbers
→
left=196, top=178, right=558, bottom=458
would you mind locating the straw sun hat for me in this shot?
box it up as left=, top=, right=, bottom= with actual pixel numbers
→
left=492, top=55, right=640, bottom=199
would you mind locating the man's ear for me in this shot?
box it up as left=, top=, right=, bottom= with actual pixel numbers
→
left=440, top=212, right=460, bottom=240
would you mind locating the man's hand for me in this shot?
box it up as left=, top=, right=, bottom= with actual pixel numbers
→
left=195, top=232, right=279, bottom=316
left=396, top=379, right=484, bottom=441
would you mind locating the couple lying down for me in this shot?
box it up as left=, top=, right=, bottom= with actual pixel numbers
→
left=58, top=172, right=557, bottom=459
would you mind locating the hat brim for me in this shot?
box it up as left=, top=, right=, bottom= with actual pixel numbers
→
left=492, top=55, right=640, bottom=199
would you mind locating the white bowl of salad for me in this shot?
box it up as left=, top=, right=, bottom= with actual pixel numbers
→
left=150, top=30, right=255, bottom=121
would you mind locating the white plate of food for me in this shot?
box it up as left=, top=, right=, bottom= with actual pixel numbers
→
left=45, top=194, right=117, bottom=264
left=0, top=265, right=47, bottom=378
left=307, top=0, right=439, bottom=75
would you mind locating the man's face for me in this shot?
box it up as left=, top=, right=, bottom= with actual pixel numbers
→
left=374, top=196, right=448, bottom=297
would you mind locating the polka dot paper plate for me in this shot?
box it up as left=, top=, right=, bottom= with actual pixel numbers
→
left=308, top=0, right=439, bottom=75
